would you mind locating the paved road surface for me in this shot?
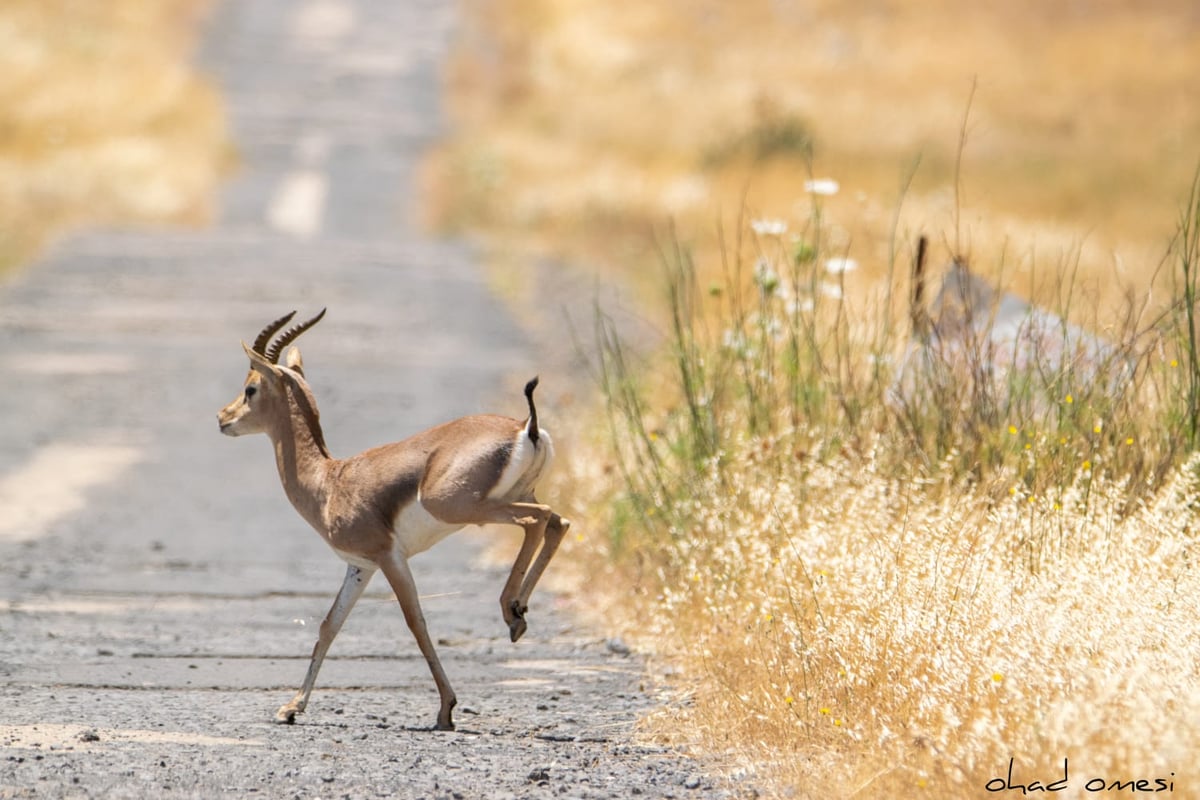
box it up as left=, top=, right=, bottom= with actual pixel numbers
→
left=0, top=2, right=722, bottom=797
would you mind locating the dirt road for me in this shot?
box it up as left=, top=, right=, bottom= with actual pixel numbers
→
left=0, top=1, right=724, bottom=797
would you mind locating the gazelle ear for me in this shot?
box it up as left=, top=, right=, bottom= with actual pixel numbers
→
left=242, top=341, right=283, bottom=379
left=285, top=346, right=305, bottom=377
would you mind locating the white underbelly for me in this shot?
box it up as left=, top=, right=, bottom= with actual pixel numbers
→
left=330, top=547, right=378, bottom=571
left=326, top=497, right=462, bottom=566
left=392, top=496, right=462, bottom=558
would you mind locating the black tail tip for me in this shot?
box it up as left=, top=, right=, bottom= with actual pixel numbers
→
left=523, top=376, right=541, bottom=444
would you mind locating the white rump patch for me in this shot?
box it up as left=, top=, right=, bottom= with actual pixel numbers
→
left=488, top=429, right=553, bottom=502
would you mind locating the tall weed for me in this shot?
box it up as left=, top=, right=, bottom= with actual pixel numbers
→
left=578, top=176, right=1200, bottom=796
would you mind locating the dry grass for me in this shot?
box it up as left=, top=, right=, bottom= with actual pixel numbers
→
left=537, top=199, right=1200, bottom=795
left=553, top=438, right=1200, bottom=797
left=0, top=0, right=228, bottom=271
left=435, top=2, right=1200, bottom=796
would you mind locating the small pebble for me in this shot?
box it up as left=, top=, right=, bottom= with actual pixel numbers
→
left=605, top=638, right=631, bottom=656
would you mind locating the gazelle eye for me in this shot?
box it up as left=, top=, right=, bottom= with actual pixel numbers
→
left=245, top=386, right=257, bottom=399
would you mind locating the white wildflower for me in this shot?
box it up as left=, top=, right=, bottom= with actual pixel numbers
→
left=754, top=258, right=781, bottom=295
left=820, top=281, right=843, bottom=300
left=804, top=178, right=840, bottom=196
left=786, top=297, right=815, bottom=315
left=750, top=218, right=788, bottom=236
left=824, top=257, right=858, bottom=274
left=723, top=328, right=750, bottom=354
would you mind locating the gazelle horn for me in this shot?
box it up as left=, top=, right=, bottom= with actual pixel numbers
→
left=252, top=311, right=297, bottom=356
left=265, top=308, right=327, bottom=365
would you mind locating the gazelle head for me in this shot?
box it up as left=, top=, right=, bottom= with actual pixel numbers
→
left=218, top=309, right=326, bottom=437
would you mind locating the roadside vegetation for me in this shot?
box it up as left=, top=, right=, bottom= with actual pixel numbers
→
left=429, top=1, right=1200, bottom=795
left=550, top=175, right=1200, bottom=795
left=0, top=0, right=227, bottom=272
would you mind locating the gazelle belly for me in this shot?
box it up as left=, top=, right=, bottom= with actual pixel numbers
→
left=392, top=496, right=463, bottom=558
left=330, top=546, right=378, bottom=571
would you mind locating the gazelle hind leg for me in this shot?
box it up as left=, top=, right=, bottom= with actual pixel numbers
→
left=417, top=496, right=555, bottom=642
left=499, top=520, right=544, bottom=642
left=515, top=512, right=569, bottom=613
left=489, top=501, right=554, bottom=642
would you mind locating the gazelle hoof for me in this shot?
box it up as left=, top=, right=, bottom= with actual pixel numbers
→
left=434, top=697, right=457, bottom=731
left=509, top=616, right=528, bottom=643
left=274, top=705, right=300, bottom=724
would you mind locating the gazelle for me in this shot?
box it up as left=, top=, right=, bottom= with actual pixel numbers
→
left=216, top=310, right=570, bottom=731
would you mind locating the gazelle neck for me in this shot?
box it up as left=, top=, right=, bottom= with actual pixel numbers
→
left=267, top=374, right=334, bottom=526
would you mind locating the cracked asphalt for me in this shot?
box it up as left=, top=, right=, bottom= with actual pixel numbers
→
left=0, top=1, right=729, bottom=797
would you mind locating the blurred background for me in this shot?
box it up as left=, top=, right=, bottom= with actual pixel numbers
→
left=0, top=0, right=228, bottom=274
left=4, top=0, right=1196, bottom=303
left=426, top=0, right=1200, bottom=315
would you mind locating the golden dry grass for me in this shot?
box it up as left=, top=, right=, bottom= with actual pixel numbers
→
left=0, top=0, right=228, bottom=271
left=437, top=2, right=1200, bottom=796
left=552, top=438, right=1200, bottom=797
left=534, top=205, right=1200, bottom=795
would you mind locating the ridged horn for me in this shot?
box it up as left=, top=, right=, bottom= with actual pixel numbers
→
left=252, top=311, right=296, bottom=356
left=265, top=308, right=327, bottom=365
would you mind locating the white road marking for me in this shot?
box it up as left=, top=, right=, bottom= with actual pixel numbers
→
left=291, top=0, right=356, bottom=52
left=0, top=442, right=143, bottom=541
left=266, top=169, right=327, bottom=238
left=5, top=595, right=210, bottom=615
left=0, top=723, right=265, bottom=749
left=5, top=352, right=136, bottom=375
left=335, top=51, right=412, bottom=76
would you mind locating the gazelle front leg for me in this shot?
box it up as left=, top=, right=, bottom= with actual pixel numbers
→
left=277, top=564, right=374, bottom=723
